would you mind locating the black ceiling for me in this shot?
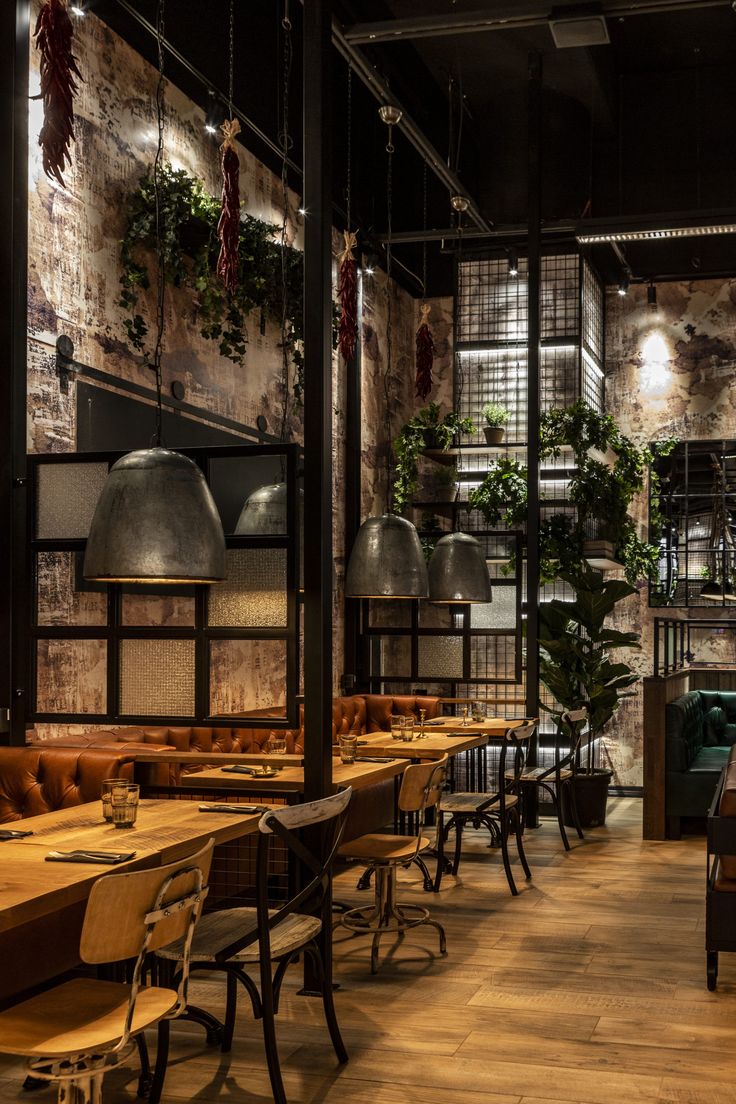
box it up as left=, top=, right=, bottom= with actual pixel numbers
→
left=93, top=0, right=736, bottom=296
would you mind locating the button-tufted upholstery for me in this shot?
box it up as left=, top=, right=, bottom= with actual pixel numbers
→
left=362, top=695, right=441, bottom=733
left=0, top=747, right=135, bottom=823
left=666, top=690, right=736, bottom=836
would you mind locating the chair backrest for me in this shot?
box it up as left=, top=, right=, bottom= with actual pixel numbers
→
left=502, top=720, right=537, bottom=794
left=559, top=708, right=589, bottom=770
left=398, top=757, right=448, bottom=815
left=213, top=788, right=352, bottom=963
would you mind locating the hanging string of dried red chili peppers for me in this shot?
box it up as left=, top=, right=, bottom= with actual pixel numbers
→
left=217, top=0, right=240, bottom=296
left=338, top=64, right=359, bottom=363
left=415, top=165, right=434, bottom=398
left=33, top=0, right=82, bottom=188
left=217, top=118, right=241, bottom=295
left=415, top=302, right=435, bottom=400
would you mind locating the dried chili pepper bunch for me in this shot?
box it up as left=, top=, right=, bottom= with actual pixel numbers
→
left=415, top=302, right=435, bottom=399
left=217, top=117, right=241, bottom=296
left=34, top=0, right=83, bottom=188
left=338, top=229, right=358, bottom=363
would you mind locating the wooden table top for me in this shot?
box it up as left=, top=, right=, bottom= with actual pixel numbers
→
left=191, top=757, right=407, bottom=794
left=420, top=717, right=525, bottom=735
left=356, top=718, right=525, bottom=759
left=0, top=799, right=263, bottom=933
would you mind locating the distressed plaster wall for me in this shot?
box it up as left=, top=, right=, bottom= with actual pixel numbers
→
left=605, top=278, right=736, bottom=786
left=27, top=7, right=418, bottom=729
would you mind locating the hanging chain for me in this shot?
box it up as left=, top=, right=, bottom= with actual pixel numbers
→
left=227, top=0, right=235, bottom=116
left=151, top=0, right=166, bottom=448
left=422, top=162, right=428, bottom=301
left=278, top=1, right=293, bottom=446
left=345, top=63, right=352, bottom=229
left=383, top=132, right=394, bottom=513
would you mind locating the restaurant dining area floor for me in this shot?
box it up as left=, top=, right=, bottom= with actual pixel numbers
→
left=0, top=799, right=722, bottom=1104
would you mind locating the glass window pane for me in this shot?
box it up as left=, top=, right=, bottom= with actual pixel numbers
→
left=210, top=639, right=287, bottom=717
left=119, top=639, right=195, bottom=716
left=470, top=587, right=517, bottom=630
left=36, top=639, right=107, bottom=714
left=418, top=636, right=463, bottom=679
left=208, top=549, right=287, bottom=628
left=121, top=591, right=196, bottom=627
left=36, top=462, right=109, bottom=539
left=380, top=636, right=411, bottom=679
left=36, top=552, right=107, bottom=626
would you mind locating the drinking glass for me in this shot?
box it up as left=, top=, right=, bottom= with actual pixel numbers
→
left=267, top=733, right=287, bottom=756
left=390, top=714, right=404, bottom=741
left=111, top=783, right=139, bottom=829
left=403, top=717, right=415, bottom=742
left=472, top=701, right=486, bottom=723
left=101, top=778, right=125, bottom=823
left=339, top=735, right=358, bottom=764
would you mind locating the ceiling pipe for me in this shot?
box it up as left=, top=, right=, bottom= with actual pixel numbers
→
left=386, top=220, right=575, bottom=245
left=343, top=0, right=729, bottom=45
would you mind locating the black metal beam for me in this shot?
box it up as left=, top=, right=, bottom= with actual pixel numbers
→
left=0, top=2, right=30, bottom=746
left=342, top=277, right=363, bottom=692
left=525, top=52, right=542, bottom=820
left=302, top=0, right=333, bottom=806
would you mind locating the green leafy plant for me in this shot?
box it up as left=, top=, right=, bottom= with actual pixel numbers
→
left=118, top=164, right=312, bottom=401
left=481, top=402, right=510, bottom=428
left=468, top=456, right=527, bottom=528
left=539, top=563, right=640, bottom=769
left=393, top=403, right=474, bottom=515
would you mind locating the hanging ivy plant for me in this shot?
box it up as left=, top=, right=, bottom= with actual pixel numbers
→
left=393, top=403, right=474, bottom=515
left=118, top=164, right=312, bottom=401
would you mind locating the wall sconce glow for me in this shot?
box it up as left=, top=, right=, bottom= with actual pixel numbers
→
left=298, top=206, right=307, bottom=216
left=641, top=331, right=670, bottom=393
left=70, top=4, right=85, bottom=14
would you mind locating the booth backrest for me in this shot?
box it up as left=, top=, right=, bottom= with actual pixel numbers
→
left=666, top=690, right=736, bottom=773
left=718, top=746, right=736, bottom=879
left=0, top=747, right=135, bottom=823
left=362, top=695, right=442, bottom=733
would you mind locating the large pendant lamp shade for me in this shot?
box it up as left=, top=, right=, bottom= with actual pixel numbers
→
left=345, top=514, right=429, bottom=599
left=83, top=448, right=226, bottom=584
left=428, top=532, right=492, bottom=604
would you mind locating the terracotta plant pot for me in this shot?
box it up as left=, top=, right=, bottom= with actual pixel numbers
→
left=484, top=426, right=505, bottom=446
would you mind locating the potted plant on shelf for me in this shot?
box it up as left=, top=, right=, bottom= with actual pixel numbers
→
left=393, top=403, right=474, bottom=515
left=539, top=563, right=640, bottom=827
left=481, top=402, right=510, bottom=446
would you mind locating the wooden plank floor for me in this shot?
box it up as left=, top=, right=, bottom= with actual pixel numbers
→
left=1, top=797, right=735, bottom=1103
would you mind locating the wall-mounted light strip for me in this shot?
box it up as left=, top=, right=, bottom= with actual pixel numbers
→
left=577, top=222, right=736, bottom=245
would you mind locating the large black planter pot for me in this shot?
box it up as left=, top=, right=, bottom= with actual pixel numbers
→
left=561, top=769, right=613, bottom=829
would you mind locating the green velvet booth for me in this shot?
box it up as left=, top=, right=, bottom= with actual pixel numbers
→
left=666, top=690, right=736, bottom=837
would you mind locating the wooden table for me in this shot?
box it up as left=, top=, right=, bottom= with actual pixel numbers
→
left=187, top=757, right=407, bottom=794
left=0, top=799, right=263, bottom=1002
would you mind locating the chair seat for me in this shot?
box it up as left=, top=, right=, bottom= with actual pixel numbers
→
left=442, top=792, right=518, bottom=815
left=0, top=978, right=176, bottom=1058
left=507, top=767, right=573, bottom=782
left=157, top=907, right=322, bottom=964
left=339, top=833, right=430, bottom=863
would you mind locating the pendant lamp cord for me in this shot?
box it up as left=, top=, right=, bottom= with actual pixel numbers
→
left=151, top=0, right=166, bottom=449
left=455, top=206, right=465, bottom=409
left=278, top=0, right=293, bottom=456
left=421, top=162, right=428, bottom=302
left=383, top=123, right=395, bottom=514
left=227, top=0, right=235, bottom=117
left=346, top=64, right=352, bottom=231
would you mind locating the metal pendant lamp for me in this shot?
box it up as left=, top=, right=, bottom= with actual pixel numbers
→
left=428, top=532, right=492, bottom=604
left=345, top=104, right=428, bottom=601
left=235, top=481, right=290, bottom=535
left=84, top=8, right=226, bottom=585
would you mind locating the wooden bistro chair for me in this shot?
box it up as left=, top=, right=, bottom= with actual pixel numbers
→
left=335, top=757, right=449, bottom=974
left=153, top=787, right=352, bottom=1104
left=0, top=839, right=214, bottom=1104
left=435, top=721, right=536, bottom=896
left=511, top=708, right=588, bottom=851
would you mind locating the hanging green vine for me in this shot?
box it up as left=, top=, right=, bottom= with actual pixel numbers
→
left=118, top=164, right=312, bottom=401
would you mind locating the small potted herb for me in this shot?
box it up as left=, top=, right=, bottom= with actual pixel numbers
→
left=481, top=402, right=510, bottom=446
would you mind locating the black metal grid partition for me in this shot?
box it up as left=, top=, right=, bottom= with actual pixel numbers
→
left=26, top=444, right=300, bottom=733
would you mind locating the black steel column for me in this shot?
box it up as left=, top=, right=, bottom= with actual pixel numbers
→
left=342, top=275, right=362, bottom=690
left=525, top=52, right=542, bottom=821
left=0, top=2, right=30, bottom=747
left=302, top=0, right=333, bottom=804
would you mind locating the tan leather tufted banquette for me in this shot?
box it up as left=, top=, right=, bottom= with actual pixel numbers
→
left=0, top=747, right=135, bottom=823
left=362, top=695, right=441, bottom=733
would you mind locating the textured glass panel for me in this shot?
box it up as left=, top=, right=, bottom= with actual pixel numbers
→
left=419, top=603, right=458, bottom=630
left=470, top=587, right=517, bottom=630
left=210, top=639, right=287, bottom=717
left=36, top=639, right=107, bottom=714
left=36, top=462, right=109, bottom=539
left=369, top=600, right=413, bottom=629
left=36, top=552, right=107, bottom=626
left=208, top=550, right=287, bottom=627
left=380, top=636, right=411, bottom=678
left=418, top=636, right=463, bottom=679
left=119, top=639, right=195, bottom=716
left=121, top=592, right=196, bottom=627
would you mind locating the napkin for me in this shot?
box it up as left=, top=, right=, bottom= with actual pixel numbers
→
left=45, top=849, right=136, bottom=865
left=221, top=765, right=281, bottom=776
left=0, top=828, right=33, bottom=840
left=199, top=803, right=272, bottom=815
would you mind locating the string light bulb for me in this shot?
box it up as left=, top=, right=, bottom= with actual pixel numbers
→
left=617, top=275, right=629, bottom=297
left=508, top=247, right=519, bottom=277
left=647, top=281, right=658, bottom=310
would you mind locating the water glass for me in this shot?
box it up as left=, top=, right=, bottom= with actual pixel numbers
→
left=472, top=701, right=486, bottom=723
left=267, top=733, right=287, bottom=756
left=111, top=783, right=139, bottom=829
left=339, top=735, right=358, bottom=764
left=390, top=714, right=404, bottom=740
left=403, top=717, right=415, bottom=742
left=101, top=778, right=125, bottom=822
